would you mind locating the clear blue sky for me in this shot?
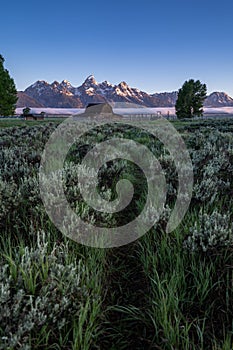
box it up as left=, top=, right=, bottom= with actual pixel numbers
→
left=1, top=0, right=233, bottom=96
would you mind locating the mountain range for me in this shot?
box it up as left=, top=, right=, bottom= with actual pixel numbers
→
left=17, top=75, right=233, bottom=109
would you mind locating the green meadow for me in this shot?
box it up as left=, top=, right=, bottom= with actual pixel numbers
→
left=0, top=117, right=233, bottom=349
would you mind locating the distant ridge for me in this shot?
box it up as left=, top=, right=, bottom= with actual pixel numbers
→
left=17, top=91, right=45, bottom=108
left=204, top=92, right=233, bottom=107
left=16, top=76, right=233, bottom=108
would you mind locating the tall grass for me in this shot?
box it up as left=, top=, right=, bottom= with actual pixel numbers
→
left=1, top=118, right=233, bottom=349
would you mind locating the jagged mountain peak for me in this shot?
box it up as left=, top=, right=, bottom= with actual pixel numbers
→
left=204, top=91, right=233, bottom=107
left=20, top=77, right=233, bottom=109
left=60, top=79, right=72, bottom=86
left=118, top=81, right=129, bottom=88
left=51, top=80, right=60, bottom=86
left=31, top=80, right=49, bottom=88
left=100, top=80, right=114, bottom=87
left=84, top=75, right=98, bottom=85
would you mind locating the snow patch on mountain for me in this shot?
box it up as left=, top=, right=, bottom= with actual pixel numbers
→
left=20, top=76, right=233, bottom=109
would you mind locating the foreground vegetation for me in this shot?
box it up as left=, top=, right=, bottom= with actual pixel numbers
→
left=0, top=118, right=233, bottom=349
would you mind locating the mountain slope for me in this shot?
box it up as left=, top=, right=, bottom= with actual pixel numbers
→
left=204, top=92, right=233, bottom=107
left=17, top=91, right=45, bottom=108
left=24, top=80, right=83, bottom=108
left=18, top=76, right=233, bottom=108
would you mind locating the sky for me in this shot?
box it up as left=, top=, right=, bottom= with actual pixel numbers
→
left=1, top=0, right=233, bottom=96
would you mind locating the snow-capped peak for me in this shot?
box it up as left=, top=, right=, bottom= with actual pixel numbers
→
left=31, top=80, right=48, bottom=88
left=61, top=79, right=72, bottom=86
left=118, top=81, right=128, bottom=88
left=204, top=91, right=233, bottom=107
left=84, top=75, right=98, bottom=85
left=23, top=77, right=233, bottom=109
left=101, top=80, right=114, bottom=88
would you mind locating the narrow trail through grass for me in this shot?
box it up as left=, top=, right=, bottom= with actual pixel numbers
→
left=97, top=243, right=151, bottom=350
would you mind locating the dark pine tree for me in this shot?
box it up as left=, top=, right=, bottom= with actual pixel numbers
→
left=0, top=55, right=18, bottom=116
left=175, top=79, right=207, bottom=119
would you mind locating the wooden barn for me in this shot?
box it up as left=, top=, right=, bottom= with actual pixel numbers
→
left=22, top=113, right=45, bottom=121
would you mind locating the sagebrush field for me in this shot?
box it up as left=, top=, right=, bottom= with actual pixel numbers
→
left=0, top=118, right=233, bottom=349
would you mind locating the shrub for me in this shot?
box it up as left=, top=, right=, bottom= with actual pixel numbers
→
left=183, top=210, right=233, bottom=252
